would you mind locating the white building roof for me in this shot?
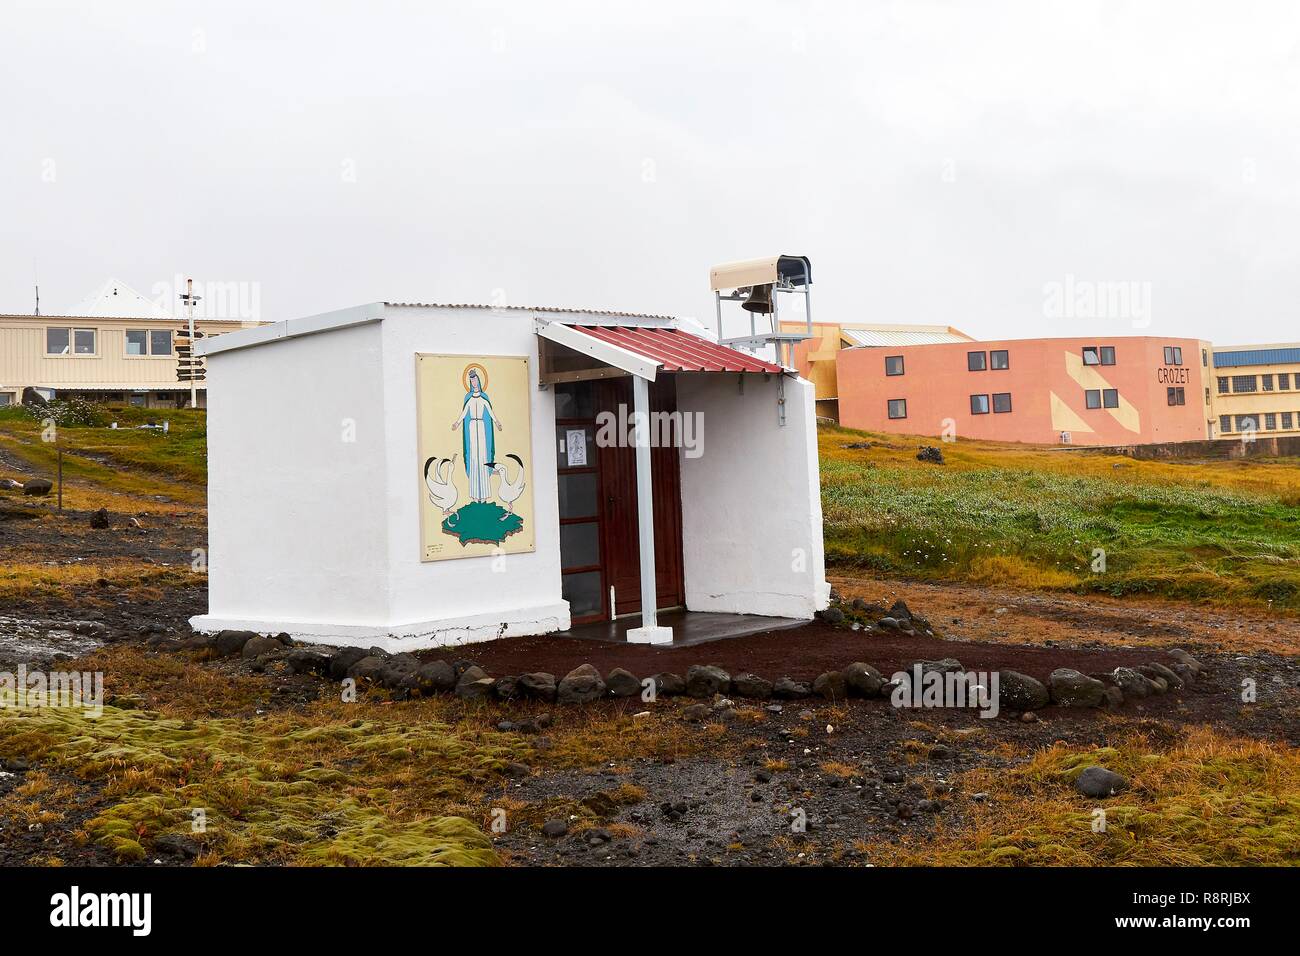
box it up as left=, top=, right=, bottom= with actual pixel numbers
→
left=382, top=301, right=674, bottom=321
left=840, top=325, right=972, bottom=347
left=66, top=278, right=173, bottom=320
left=197, top=302, right=681, bottom=358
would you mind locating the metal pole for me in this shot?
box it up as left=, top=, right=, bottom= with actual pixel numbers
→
left=772, top=283, right=781, bottom=367
left=57, top=445, right=63, bottom=511
left=633, top=375, right=656, bottom=631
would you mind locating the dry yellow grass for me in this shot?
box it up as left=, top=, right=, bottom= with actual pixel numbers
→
left=823, top=427, right=1300, bottom=498
left=819, top=760, right=860, bottom=779
left=0, top=561, right=195, bottom=606
left=0, top=483, right=197, bottom=515
left=879, top=724, right=1300, bottom=866
left=965, top=554, right=1082, bottom=590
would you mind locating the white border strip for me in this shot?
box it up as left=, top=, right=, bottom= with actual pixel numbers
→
left=196, top=304, right=384, bottom=357
left=534, top=319, right=661, bottom=381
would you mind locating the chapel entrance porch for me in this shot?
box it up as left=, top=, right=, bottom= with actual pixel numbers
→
left=538, top=319, right=793, bottom=645
left=554, top=377, right=686, bottom=627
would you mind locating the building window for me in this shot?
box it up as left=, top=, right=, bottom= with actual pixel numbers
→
left=1280, top=373, right=1292, bottom=390
left=1163, top=346, right=1183, bottom=365
left=970, top=394, right=990, bottom=414
left=46, top=327, right=97, bottom=355
left=127, top=329, right=175, bottom=356
left=128, top=394, right=147, bottom=408
left=1202, top=348, right=1208, bottom=367
left=885, top=355, right=904, bottom=376
left=967, top=351, right=986, bottom=371
left=1220, top=414, right=1233, bottom=433
left=1167, top=386, right=1185, bottom=406
left=1100, top=346, right=1116, bottom=366
left=0, top=392, right=13, bottom=407
left=1232, top=375, right=1257, bottom=393
left=1103, top=388, right=1119, bottom=409
left=992, top=392, right=1012, bottom=413
left=990, top=350, right=1009, bottom=370
left=1265, top=413, right=1278, bottom=430
left=1284, top=412, right=1295, bottom=430
left=46, top=328, right=69, bottom=354
left=1082, top=347, right=1100, bottom=366
left=1235, top=415, right=1257, bottom=433
left=887, top=399, right=907, bottom=419
left=1262, top=374, right=1274, bottom=392
left=1085, top=389, right=1101, bottom=409
left=1204, top=387, right=1211, bottom=405
left=1217, top=376, right=1229, bottom=394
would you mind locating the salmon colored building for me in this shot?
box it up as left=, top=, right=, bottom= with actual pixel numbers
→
left=834, top=336, right=1214, bottom=446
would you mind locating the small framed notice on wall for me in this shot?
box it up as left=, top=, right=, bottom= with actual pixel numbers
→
left=565, top=428, right=588, bottom=467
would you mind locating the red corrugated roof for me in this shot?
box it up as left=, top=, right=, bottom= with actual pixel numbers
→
left=573, top=326, right=784, bottom=374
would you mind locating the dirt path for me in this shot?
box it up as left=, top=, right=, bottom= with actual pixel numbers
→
left=422, top=621, right=1182, bottom=686
left=829, top=573, right=1300, bottom=657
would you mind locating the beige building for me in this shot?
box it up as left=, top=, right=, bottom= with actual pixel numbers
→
left=1210, top=343, right=1300, bottom=438
left=0, top=279, right=260, bottom=409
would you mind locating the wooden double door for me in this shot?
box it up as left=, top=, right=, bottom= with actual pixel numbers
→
left=555, top=376, right=685, bottom=625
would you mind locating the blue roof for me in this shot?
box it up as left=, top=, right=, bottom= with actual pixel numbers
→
left=1213, top=347, right=1300, bottom=368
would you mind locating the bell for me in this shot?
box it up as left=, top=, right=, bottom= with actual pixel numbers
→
left=741, top=283, right=774, bottom=314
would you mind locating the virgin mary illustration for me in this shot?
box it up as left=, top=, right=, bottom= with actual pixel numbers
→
left=451, top=364, right=503, bottom=502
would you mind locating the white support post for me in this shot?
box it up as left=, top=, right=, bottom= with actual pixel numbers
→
left=626, top=374, right=672, bottom=645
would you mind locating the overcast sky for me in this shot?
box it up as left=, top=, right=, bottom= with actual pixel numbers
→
left=3, top=1, right=1298, bottom=344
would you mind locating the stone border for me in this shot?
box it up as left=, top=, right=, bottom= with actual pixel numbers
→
left=167, top=626, right=1206, bottom=717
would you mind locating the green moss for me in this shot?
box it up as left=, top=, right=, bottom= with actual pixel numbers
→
left=86, top=795, right=179, bottom=859
left=0, top=699, right=512, bottom=866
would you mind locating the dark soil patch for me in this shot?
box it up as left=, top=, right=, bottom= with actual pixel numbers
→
left=0, top=768, right=140, bottom=867
left=0, top=500, right=205, bottom=637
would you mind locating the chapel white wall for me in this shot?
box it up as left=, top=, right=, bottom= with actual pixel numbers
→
left=202, top=317, right=394, bottom=629
left=376, top=306, right=568, bottom=643
left=676, top=373, right=829, bottom=618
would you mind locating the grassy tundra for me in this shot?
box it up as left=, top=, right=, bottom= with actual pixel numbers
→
left=4, top=409, right=1299, bottom=611
left=820, top=426, right=1300, bottom=612
left=0, top=404, right=206, bottom=507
